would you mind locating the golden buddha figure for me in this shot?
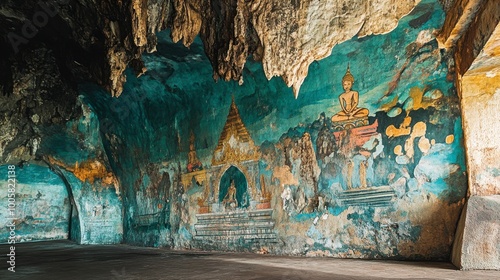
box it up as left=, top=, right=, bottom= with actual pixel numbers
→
left=187, top=131, right=203, bottom=172
left=223, top=180, right=238, bottom=208
left=331, top=65, right=369, bottom=123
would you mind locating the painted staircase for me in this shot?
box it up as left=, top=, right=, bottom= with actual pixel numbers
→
left=338, top=186, right=396, bottom=207
left=193, top=209, right=278, bottom=251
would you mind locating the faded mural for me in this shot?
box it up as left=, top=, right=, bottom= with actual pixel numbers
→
left=183, top=59, right=466, bottom=257
left=0, top=165, right=71, bottom=242
left=1, top=0, right=466, bottom=260
left=80, top=0, right=465, bottom=259
left=0, top=99, right=123, bottom=244
left=156, top=0, right=465, bottom=259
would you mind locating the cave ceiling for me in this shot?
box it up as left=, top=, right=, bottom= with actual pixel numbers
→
left=0, top=0, right=450, bottom=98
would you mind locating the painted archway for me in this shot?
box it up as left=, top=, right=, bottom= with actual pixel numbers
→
left=0, top=164, right=73, bottom=243
left=218, top=165, right=249, bottom=208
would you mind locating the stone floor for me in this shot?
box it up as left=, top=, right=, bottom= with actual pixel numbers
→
left=1, top=240, right=499, bottom=279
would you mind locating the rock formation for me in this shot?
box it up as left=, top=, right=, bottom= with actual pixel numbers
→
left=1, top=0, right=424, bottom=99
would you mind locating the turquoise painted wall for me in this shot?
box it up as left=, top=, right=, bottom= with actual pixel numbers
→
left=1, top=0, right=467, bottom=259
left=76, top=1, right=466, bottom=259
left=0, top=164, right=70, bottom=243
left=0, top=97, right=123, bottom=245
left=60, top=0, right=465, bottom=258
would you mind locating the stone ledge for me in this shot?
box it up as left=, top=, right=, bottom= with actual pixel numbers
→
left=452, top=195, right=500, bottom=270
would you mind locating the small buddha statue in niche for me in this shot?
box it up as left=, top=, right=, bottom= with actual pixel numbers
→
left=331, top=65, right=369, bottom=123
left=223, top=180, right=238, bottom=208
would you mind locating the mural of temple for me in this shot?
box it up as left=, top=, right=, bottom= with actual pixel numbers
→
left=193, top=97, right=277, bottom=250
left=209, top=96, right=261, bottom=207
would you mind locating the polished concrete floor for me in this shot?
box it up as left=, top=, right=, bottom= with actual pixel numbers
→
left=1, top=240, right=499, bottom=279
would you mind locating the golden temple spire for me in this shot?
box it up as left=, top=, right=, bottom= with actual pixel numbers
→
left=212, top=96, right=259, bottom=165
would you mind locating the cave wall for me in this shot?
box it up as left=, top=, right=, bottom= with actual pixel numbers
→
left=459, top=21, right=500, bottom=197
left=0, top=41, right=123, bottom=245
left=0, top=164, right=70, bottom=242
left=0, top=0, right=466, bottom=259
left=75, top=0, right=467, bottom=259
left=38, top=98, right=124, bottom=245
left=450, top=9, right=500, bottom=269
left=0, top=88, right=123, bottom=245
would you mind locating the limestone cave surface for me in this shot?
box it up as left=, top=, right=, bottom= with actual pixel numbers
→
left=0, top=0, right=470, bottom=260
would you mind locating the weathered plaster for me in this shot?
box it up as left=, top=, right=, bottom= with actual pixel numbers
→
left=0, top=165, right=71, bottom=243
left=460, top=22, right=500, bottom=196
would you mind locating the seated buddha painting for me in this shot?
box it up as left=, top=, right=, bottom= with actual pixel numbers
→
left=331, top=65, right=369, bottom=130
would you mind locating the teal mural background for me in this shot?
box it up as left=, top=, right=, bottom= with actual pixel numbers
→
left=0, top=99, right=123, bottom=244
left=0, top=164, right=70, bottom=242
